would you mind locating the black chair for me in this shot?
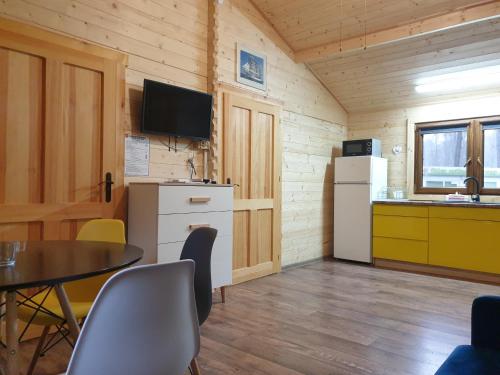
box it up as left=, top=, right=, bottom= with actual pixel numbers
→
left=435, top=296, right=500, bottom=374
left=180, top=227, right=218, bottom=326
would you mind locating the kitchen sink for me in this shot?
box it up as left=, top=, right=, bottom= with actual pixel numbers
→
left=438, top=200, right=500, bottom=205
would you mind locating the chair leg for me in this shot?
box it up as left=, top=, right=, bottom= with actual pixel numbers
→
left=220, top=286, right=225, bottom=304
left=190, top=358, right=201, bottom=375
left=27, top=325, right=51, bottom=375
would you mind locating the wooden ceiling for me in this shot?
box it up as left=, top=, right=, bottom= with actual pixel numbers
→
left=251, top=0, right=500, bottom=112
left=310, top=18, right=500, bottom=112
left=252, top=0, right=481, bottom=51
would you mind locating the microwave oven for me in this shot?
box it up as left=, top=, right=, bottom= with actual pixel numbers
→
left=342, top=139, right=381, bottom=157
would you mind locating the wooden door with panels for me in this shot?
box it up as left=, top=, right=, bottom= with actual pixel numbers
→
left=0, top=18, right=126, bottom=241
left=222, top=92, right=282, bottom=284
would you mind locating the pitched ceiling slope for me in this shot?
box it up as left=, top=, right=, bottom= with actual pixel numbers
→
left=252, top=0, right=487, bottom=51
left=311, top=18, right=500, bottom=112
left=251, top=0, right=500, bottom=112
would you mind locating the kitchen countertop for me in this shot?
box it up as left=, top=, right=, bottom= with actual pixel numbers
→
left=373, top=199, right=500, bottom=208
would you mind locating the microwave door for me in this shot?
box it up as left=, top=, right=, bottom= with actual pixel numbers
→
left=345, top=143, right=364, bottom=156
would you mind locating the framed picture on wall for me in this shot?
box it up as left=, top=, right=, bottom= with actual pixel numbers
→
left=236, top=44, right=267, bottom=91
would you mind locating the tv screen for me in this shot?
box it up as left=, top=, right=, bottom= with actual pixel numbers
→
left=141, top=79, right=212, bottom=140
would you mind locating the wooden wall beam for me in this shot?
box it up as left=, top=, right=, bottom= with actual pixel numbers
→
left=295, top=0, right=500, bottom=63
left=208, top=0, right=221, bottom=182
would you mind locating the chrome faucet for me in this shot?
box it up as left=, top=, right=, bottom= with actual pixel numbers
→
left=464, top=176, right=480, bottom=202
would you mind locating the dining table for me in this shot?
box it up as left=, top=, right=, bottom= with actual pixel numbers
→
left=0, top=240, right=143, bottom=375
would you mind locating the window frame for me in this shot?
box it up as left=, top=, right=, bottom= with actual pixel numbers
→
left=414, top=119, right=474, bottom=195
left=414, top=115, right=500, bottom=195
left=476, top=116, right=500, bottom=195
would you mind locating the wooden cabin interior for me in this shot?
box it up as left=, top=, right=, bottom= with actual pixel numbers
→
left=1, top=0, right=500, bottom=374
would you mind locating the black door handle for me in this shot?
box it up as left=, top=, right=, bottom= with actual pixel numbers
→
left=105, top=172, right=113, bottom=203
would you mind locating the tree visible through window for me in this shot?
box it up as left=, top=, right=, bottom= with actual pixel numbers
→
left=415, top=117, right=500, bottom=195
left=422, top=127, right=468, bottom=189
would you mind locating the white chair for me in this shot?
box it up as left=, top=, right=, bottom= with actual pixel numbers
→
left=65, top=260, right=200, bottom=375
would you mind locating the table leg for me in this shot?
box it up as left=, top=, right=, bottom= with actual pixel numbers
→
left=0, top=292, right=4, bottom=347
left=54, top=284, right=80, bottom=342
left=5, top=291, right=18, bottom=375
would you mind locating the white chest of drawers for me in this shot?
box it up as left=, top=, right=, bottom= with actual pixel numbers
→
left=128, top=183, right=233, bottom=288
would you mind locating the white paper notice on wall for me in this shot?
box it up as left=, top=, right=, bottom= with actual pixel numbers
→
left=125, top=135, right=150, bottom=177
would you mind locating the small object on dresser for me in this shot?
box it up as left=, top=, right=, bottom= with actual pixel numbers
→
left=165, top=178, right=190, bottom=183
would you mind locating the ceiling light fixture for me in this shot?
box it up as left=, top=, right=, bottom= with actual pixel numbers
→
left=415, top=65, right=500, bottom=94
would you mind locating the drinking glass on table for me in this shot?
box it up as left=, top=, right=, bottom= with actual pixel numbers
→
left=0, top=241, right=21, bottom=266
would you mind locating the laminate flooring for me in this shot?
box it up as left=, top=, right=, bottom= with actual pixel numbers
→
left=16, top=259, right=500, bottom=374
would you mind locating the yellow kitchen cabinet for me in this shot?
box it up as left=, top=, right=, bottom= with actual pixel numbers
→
left=373, top=204, right=428, bottom=217
left=429, top=206, right=500, bottom=221
left=373, top=215, right=428, bottom=241
left=373, top=237, right=428, bottom=264
left=429, top=217, right=500, bottom=274
left=373, top=203, right=500, bottom=278
left=372, top=204, right=429, bottom=263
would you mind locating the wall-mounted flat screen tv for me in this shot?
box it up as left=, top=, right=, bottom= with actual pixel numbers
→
left=141, top=79, right=212, bottom=140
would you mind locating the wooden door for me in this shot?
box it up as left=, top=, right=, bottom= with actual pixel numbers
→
left=222, top=92, right=282, bottom=284
left=0, top=18, right=126, bottom=241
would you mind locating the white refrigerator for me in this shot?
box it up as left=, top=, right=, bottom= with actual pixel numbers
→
left=333, top=156, right=387, bottom=263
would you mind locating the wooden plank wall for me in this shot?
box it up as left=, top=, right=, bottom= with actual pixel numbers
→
left=347, top=110, right=408, bottom=190
left=0, top=0, right=348, bottom=266
left=216, top=0, right=347, bottom=266
left=0, top=0, right=209, bottom=182
left=348, top=94, right=500, bottom=191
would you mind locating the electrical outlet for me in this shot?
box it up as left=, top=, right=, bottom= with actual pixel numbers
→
left=198, top=140, right=210, bottom=150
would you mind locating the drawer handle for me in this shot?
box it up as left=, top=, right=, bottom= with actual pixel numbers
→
left=190, top=196, right=211, bottom=203
left=189, top=224, right=211, bottom=230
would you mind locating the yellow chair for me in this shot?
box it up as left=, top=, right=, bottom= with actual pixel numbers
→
left=18, top=219, right=126, bottom=375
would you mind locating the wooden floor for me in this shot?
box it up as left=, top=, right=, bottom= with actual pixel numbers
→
left=17, top=259, right=500, bottom=374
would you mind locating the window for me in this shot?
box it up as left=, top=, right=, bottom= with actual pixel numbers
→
left=481, top=122, right=500, bottom=191
left=414, top=116, right=500, bottom=195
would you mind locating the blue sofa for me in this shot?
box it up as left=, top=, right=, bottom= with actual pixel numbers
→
left=435, top=296, right=500, bottom=374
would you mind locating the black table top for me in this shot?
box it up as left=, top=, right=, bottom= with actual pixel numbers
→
left=0, top=240, right=143, bottom=292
